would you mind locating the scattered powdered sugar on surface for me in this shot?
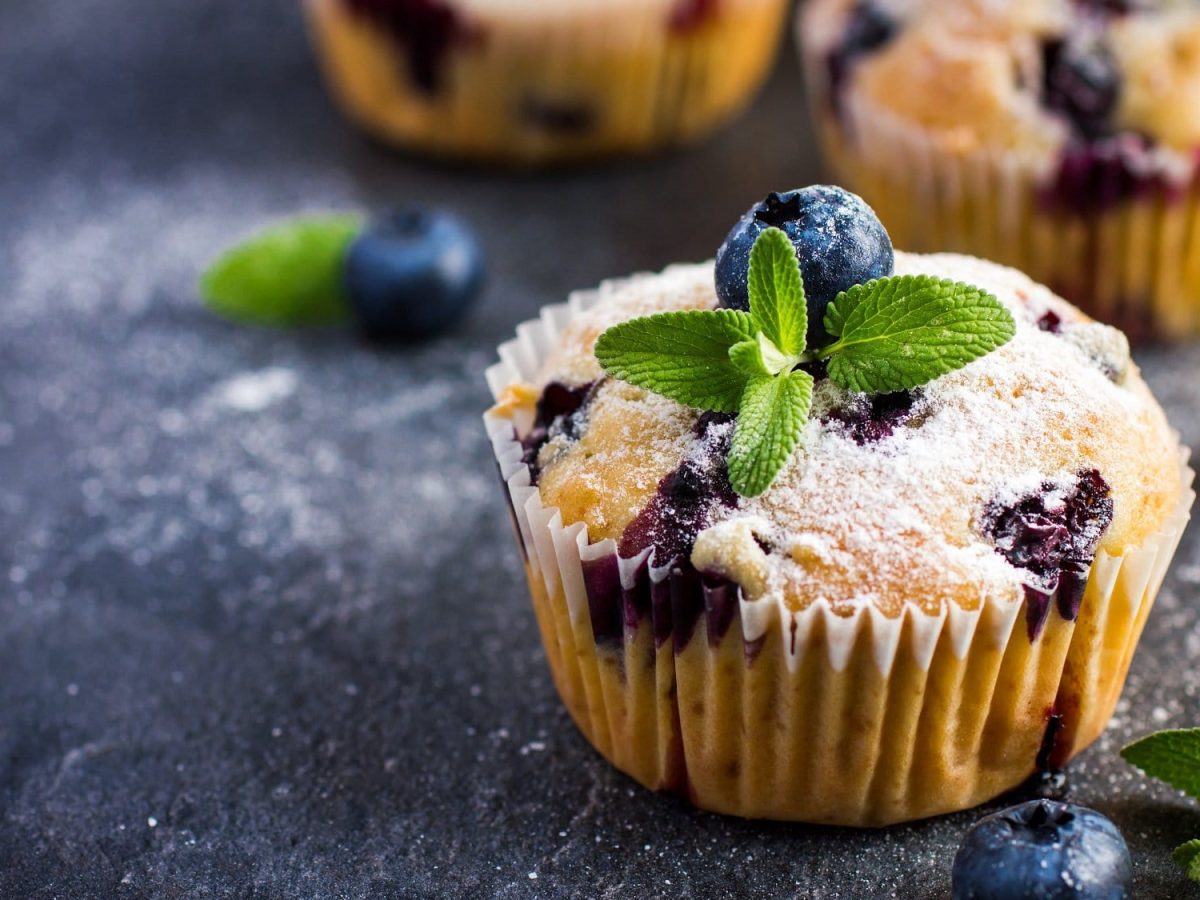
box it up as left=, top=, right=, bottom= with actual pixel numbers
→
left=524, top=253, right=1182, bottom=617
left=211, top=367, right=298, bottom=412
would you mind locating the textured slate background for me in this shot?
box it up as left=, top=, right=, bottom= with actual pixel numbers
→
left=3, top=1, right=1200, bottom=897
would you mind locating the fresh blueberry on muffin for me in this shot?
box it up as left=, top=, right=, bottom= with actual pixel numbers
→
left=714, top=185, right=894, bottom=346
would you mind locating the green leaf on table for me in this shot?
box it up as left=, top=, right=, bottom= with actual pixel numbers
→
left=200, top=214, right=362, bottom=327
left=1122, top=728, right=1200, bottom=801
left=1173, top=840, right=1200, bottom=881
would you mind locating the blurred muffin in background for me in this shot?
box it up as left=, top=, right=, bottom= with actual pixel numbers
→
left=304, top=0, right=790, bottom=165
left=798, top=0, right=1200, bottom=341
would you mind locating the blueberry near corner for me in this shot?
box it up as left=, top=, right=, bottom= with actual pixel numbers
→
left=952, top=800, right=1132, bottom=900
left=714, top=185, right=894, bottom=347
left=344, top=207, right=485, bottom=342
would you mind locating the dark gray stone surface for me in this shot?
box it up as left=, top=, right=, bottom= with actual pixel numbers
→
left=3, top=1, right=1200, bottom=897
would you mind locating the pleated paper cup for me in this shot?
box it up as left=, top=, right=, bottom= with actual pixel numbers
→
left=304, top=0, right=789, bottom=165
left=485, top=286, right=1194, bottom=826
left=796, top=15, right=1200, bottom=343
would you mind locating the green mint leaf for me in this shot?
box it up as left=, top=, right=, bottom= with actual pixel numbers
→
left=822, top=275, right=1015, bottom=394
left=727, top=370, right=813, bottom=498
left=594, top=309, right=755, bottom=412
left=1122, top=728, right=1200, bottom=801
left=200, top=215, right=362, bottom=327
left=757, top=333, right=797, bottom=375
left=729, top=340, right=769, bottom=377
left=729, top=334, right=794, bottom=378
left=1173, top=840, right=1200, bottom=880
left=748, top=227, right=808, bottom=356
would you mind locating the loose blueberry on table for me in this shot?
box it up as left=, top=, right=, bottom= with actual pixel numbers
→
left=952, top=800, right=1132, bottom=899
left=345, top=206, right=486, bottom=342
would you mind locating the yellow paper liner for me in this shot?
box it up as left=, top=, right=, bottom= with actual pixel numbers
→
left=303, top=0, right=788, bottom=165
left=485, top=283, right=1194, bottom=825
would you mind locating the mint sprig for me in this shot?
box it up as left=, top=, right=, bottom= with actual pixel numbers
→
left=822, top=275, right=1016, bottom=394
left=728, top=371, right=812, bottom=498
left=200, top=215, right=362, bottom=326
left=1123, top=728, right=1200, bottom=881
left=593, top=227, right=1016, bottom=498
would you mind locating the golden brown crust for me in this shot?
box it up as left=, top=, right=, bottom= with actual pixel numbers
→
left=525, top=255, right=1184, bottom=618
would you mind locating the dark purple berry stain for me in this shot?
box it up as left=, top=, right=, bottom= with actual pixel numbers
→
left=519, top=381, right=597, bottom=483
left=618, top=413, right=736, bottom=566
left=1040, top=37, right=1120, bottom=142
left=564, top=413, right=741, bottom=652
left=669, top=0, right=720, bottom=34
left=518, top=97, right=597, bottom=136
left=1036, top=309, right=1063, bottom=334
left=581, top=553, right=741, bottom=652
left=824, top=390, right=920, bottom=444
left=343, top=0, right=475, bottom=95
left=1037, top=706, right=1067, bottom=773
left=825, top=1, right=897, bottom=117
left=1075, top=0, right=1148, bottom=14
left=1034, top=25, right=1198, bottom=215
left=1040, top=132, right=1187, bottom=214
left=981, top=470, right=1114, bottom=640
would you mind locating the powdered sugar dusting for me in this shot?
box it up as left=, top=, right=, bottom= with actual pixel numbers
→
left=524, top=253, right=1183, bottom=618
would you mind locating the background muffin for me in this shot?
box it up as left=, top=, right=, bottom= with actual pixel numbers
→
left=304, top=0, right=790, bottom=164
left=486, top=244, right=1190, bottom=825
left=799, top=0, right=1200, bottom=341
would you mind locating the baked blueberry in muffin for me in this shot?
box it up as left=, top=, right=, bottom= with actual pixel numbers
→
left=485, top=186, right=1192, bottom=825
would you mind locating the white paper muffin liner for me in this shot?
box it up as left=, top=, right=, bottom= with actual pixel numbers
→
left=484, top=282, right=1194, bottom=823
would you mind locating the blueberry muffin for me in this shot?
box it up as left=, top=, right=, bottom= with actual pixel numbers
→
left=304, top=0, right=790, bottom=164
left=799, top=0, right=1200, bottom=341
left=485, top=187, right=1192, bottom=825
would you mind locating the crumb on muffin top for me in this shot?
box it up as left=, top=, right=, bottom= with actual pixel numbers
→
left=496, top=253, right=1183, bottom=618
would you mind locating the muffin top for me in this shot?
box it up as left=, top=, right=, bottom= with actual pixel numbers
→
left=804, top=0, right=1200, bottom=156
left=495, top=252, right=1182, bottom=619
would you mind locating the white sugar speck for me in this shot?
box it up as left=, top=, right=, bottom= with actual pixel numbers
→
left=212, top=367, right=297, bottom=412
left=147, top=816, right=158, bottom=828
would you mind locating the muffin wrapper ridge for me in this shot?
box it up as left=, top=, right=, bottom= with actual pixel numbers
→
left=796, top=16, right=1200, bottom=342
left=303, top=0, right=789, bottom=165
left=485, top=284, right=1194, bottom=826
